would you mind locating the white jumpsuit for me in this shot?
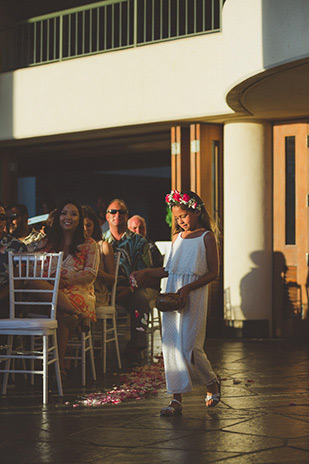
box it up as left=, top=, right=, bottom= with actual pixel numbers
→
left=162, top=231, right=217, bottom=394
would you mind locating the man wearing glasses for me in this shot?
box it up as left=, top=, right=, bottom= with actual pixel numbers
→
left=6, top=204, right=44, bottom=246
left=103, top=199, right=158, bottom=363
left=0, top=203, right=27, bottom=318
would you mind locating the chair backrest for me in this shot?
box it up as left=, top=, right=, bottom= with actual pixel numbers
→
left=110, top=252, right=121, bottom=307
left=8, top=252, right=64, bottom=320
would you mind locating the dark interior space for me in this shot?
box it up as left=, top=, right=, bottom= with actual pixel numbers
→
left=15, top=129, right=172, bottom=241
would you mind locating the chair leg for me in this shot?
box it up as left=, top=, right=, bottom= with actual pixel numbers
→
left=113, top=314, right=122, bottom=370
left=52, top=333, right=63, bottom=397
left=81, top=333, right=86, bottom=386
left=103, top=318, right=107, bottom=374
left=30, top=336, right=35, bottom=385
left=150, top=308, right=154, bottom=357
left=43, top=335, right=48, bottom=405
left=88, top=332, right=96, bottom=382
left=2, top=335, right=13, bottom=395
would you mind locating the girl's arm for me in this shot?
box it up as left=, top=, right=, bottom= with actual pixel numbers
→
left=177, top=231, right=219, bottom=307
left=98, top=241, right=115, bottom=287
left=131, top=267, right=168, bottom=288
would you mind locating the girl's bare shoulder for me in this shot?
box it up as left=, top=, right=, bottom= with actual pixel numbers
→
left=203, top=230, right=216, bottom=245
left=172, top=232, right=180, bottom=243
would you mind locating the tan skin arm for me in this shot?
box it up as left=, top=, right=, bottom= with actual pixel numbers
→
left=98, top=241, right=115, bottom=287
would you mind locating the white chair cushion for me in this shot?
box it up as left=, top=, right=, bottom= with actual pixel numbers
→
left=0, top=319, right=57, bottom=330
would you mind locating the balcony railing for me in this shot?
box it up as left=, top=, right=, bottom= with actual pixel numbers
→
left=0, top=0, right=223, bottom=72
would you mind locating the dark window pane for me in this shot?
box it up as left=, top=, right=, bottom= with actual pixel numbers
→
left=285, top=136, right=296, bottom=245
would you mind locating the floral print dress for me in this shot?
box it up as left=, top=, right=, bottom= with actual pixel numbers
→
left=33, top=237, right=99, bottom=321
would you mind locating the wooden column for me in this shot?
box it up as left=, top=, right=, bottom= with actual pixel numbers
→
left=171, top=126, right=190, bottom=192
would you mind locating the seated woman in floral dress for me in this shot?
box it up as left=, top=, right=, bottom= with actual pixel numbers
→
left=82, top=205, right=115, bottom=306
left=32, top=200, right=99, bottom=377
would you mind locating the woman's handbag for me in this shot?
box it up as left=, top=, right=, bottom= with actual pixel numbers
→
left=155, top=292, right=182, bottom=312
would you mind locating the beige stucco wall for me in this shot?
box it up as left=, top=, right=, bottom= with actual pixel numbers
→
left=0, top=33, right=231, bottom=140
left=224, top=121, right=273, bottom=328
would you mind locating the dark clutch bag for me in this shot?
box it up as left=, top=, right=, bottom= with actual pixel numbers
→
left=155, top=292, right=181, bottom=312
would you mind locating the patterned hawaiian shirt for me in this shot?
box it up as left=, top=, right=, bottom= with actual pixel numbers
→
left=103, top=229, right=152, bottom=286
left=0, top=233, right=27, bottom=289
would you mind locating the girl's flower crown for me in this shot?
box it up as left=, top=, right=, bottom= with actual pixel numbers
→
left=165, top=190, right=204, bottom=211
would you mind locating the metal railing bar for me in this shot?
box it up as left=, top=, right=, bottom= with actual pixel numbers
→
left=59, top=15, right=63, bottom=61
left=144, top=0, right=147, bottom=43
left=89, top=9, right=93, bottom=53
left=104, top=6, right=107, bottom=50
left=133, top=0, right=137, bottom=46
left=194, top=0, right=196, bottom=33
left=33, top=22, right=36, bottom=63
left=185, top=0, right=188, bottom=35
left=203, top=0, right=205, bottom=31
left=127, top=0, right=130, bottom=45
left=97, top=7, right=100, bottom=51
left=75, top=13, right=78, bottom=56
left=151, top=0, right=154, bottom=41
left=54, top=18, right=56, bottom=60
left=168, top=0, right=171, bottom=38
left=112, top=3, right=114, bottom=49
left=40, top=21, right=43, bottom=63
left=119, top=2, right=122, bottom=47
left=211, top=0, right=214, bottom=30
left=82, top=10, right=85, bottom=55
left=68, top=14, right=71, bottom=57
left=177, top=0, right=179, bottom=36
left=46, top=19, right=50, bottom=61
left=160, top=0, right=163, bottom=40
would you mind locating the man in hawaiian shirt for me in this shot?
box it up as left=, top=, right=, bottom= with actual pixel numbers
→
left=0, top=204, right=27, bottom=318
left=103, top=199, right=158, bottom=360
left=6, top=204, right=44, bottom=246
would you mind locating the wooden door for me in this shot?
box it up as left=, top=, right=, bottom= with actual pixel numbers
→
left=273, top=122, right=309, bottom=337
left=190, top=123, right=223, bottom=335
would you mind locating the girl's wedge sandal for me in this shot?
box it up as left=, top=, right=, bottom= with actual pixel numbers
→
left=160, top=399, right=183, bottom=416
left=205, top=376, right=221, bottom=407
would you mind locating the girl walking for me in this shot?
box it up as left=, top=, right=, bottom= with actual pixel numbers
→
left=132, top=190, right=220, bottom=415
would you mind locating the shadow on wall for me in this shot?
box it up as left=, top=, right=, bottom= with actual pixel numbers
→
left=239, top=250, right=272, bottom=321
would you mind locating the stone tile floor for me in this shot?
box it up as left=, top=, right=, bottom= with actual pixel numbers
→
left=0, top=338, right=308, bottom=463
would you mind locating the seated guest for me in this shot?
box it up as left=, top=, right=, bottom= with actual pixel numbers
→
left=128, top=215, right=164, bottom=269
left=103, top=199, right=158, bottom=361
left=6, top=204, right=44, bottom=245
left=31, top=200, right=99, bottom=379
left=0, top=203, right=27, bottom=318
left=82, top=205, right=115, bottom=306
left=96, top=195, right=109, bottom=233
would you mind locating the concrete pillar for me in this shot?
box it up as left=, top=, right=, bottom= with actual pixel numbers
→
left=224, top=121, right=272, bottom=336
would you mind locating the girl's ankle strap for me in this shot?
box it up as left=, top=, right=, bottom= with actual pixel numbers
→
left=171, top=399, right=182, bottom=405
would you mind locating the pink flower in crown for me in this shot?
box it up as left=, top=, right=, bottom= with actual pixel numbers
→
left=182, top=193, right=190, bottom=202
left=193, top=202, right=198, bottom=208
left=165, top=194, right=170, bottom=203
left=173, top=191, right=182, bottom=202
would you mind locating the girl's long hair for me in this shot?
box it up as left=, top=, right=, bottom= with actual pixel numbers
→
left=172, top=191, right=220, bottom=238
left=82, top=205, right=103, bottom=242
left=47, top=199, right=85, bottom=256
